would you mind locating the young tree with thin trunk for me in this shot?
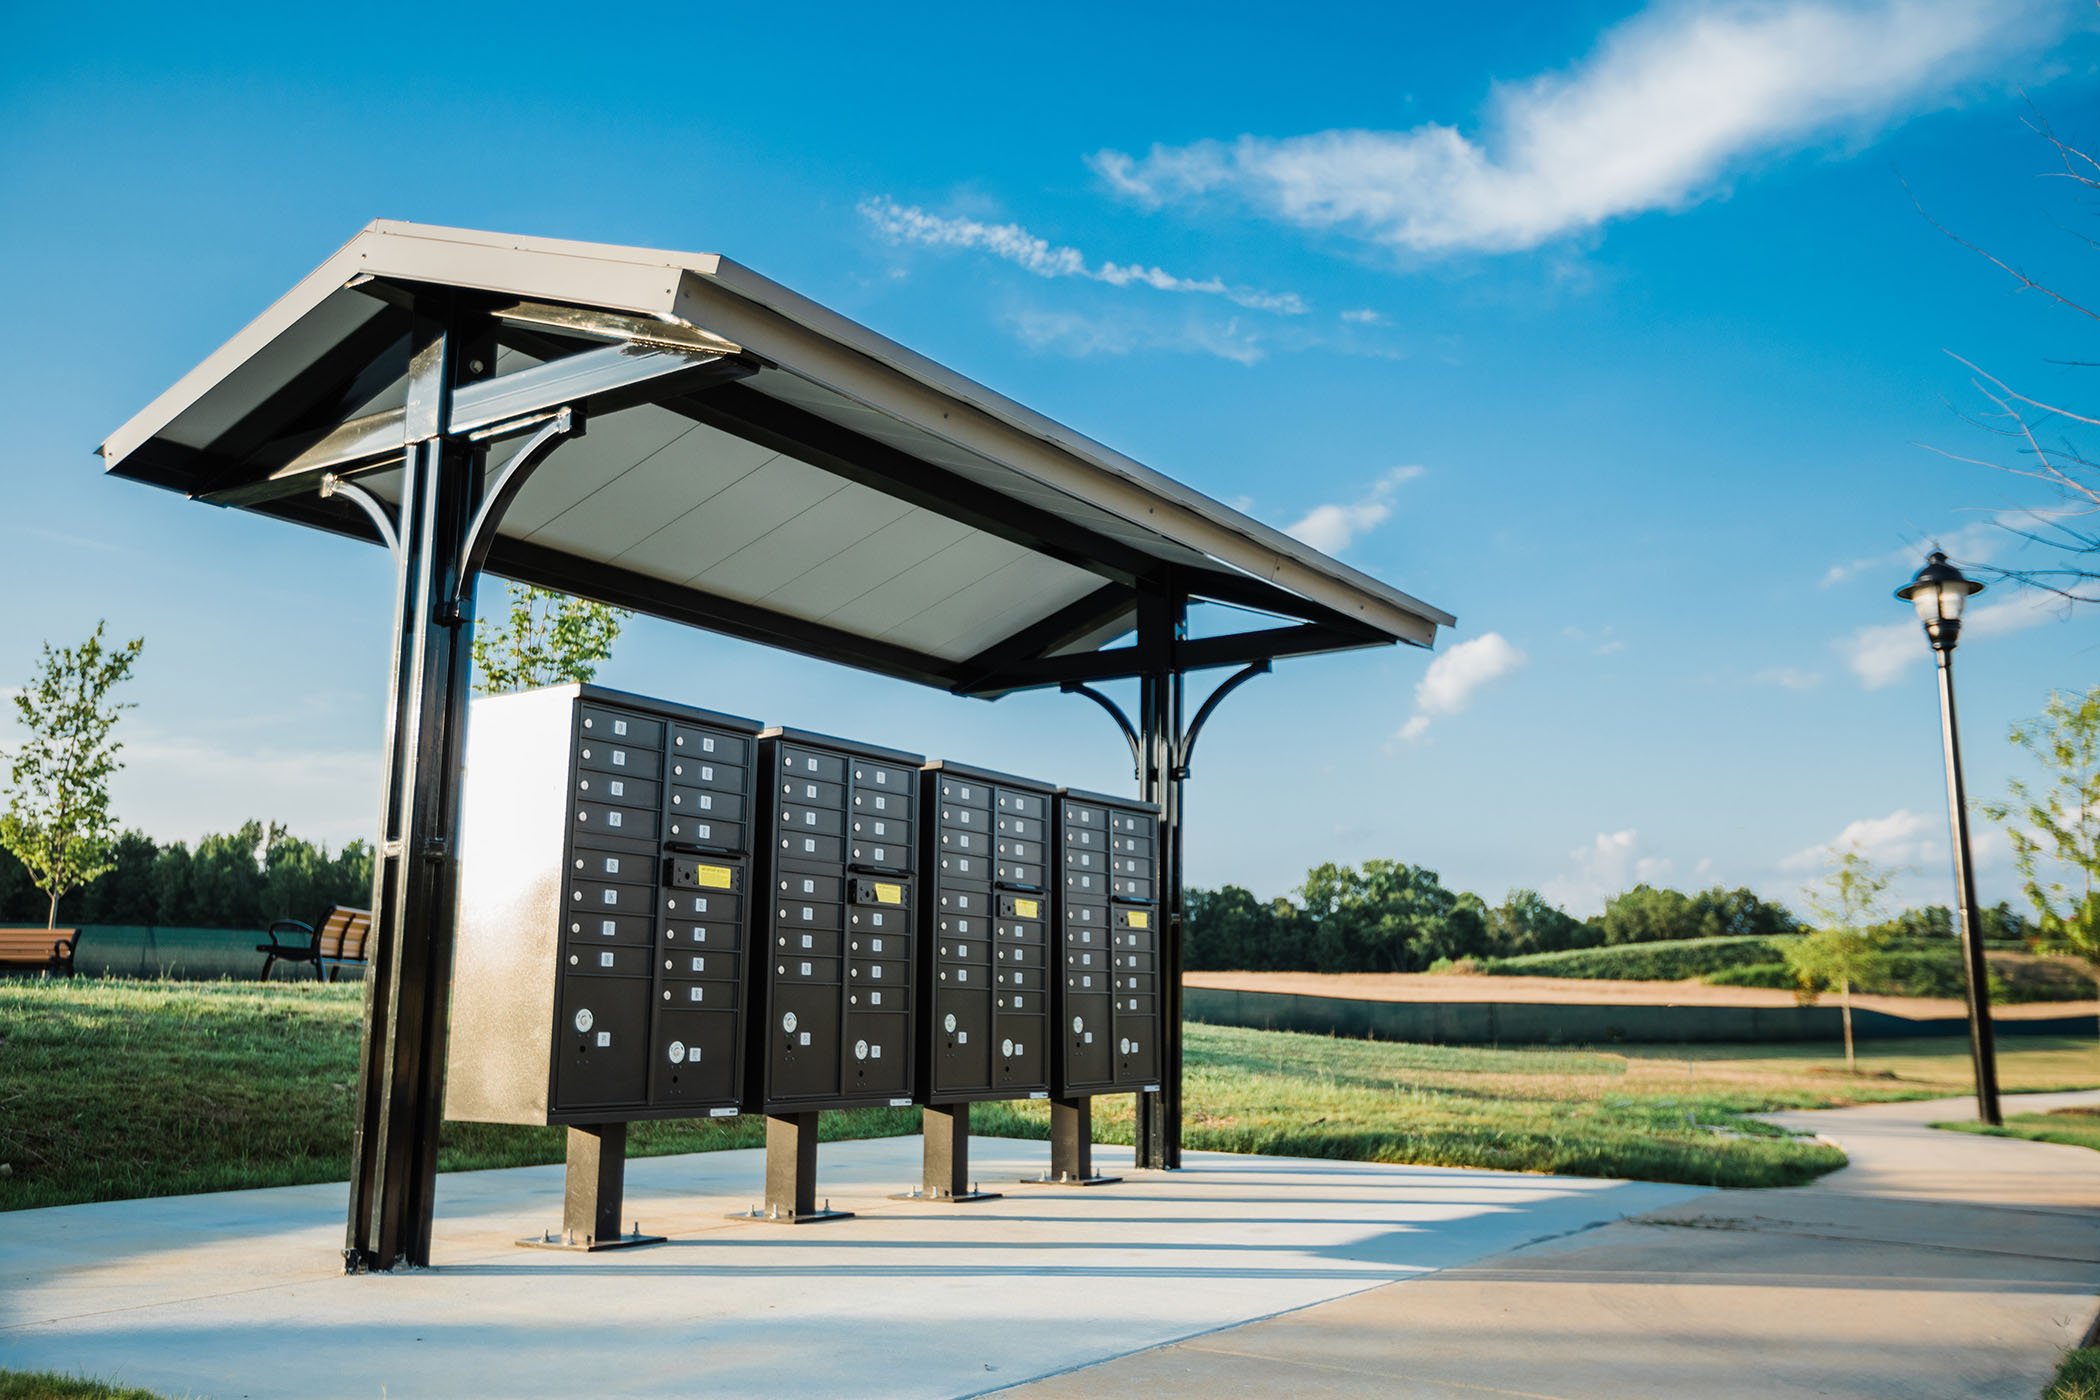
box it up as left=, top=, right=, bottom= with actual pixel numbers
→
left=470, top=583, right=629, bottom=695
left=0, top=622, right=145, bottom=928
left=1984, top=685, right=2100, bottom=1031
left=1786, top=850, right=1895, bottom=1074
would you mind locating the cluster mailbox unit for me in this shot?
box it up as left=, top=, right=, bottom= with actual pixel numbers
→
left=744, top=727, right=925, bottom=1221
left=444, top=684, right=760, bottom=1249
left=909, top=762, right=1058, bottom=1202
left=1045, top=788, right=1163, bottom=1185
left=442, top=684, right=1168, bottom=1237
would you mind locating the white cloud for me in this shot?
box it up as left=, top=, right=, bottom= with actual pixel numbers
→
left=1286, top=466, right=1426, bottom=552
left=109, top=732, right=378, bottom=850
left=860, top=197, right=1307, bottom=314
left=1004, top=306, right=1268, bottom=366
left=1091, top=0, right=2054, bottom=257
left=1756, top=666, right=1822, bottom=691
left=1542, top=828, right=1675, bottom=917
left=1397, top=631, right=1527, bottom=740
left=1839, top=587, right=2068, bottom=688
left=1781, top=807, right=1939, bottom=872
left=1340, top=308, right=1388, bottom=325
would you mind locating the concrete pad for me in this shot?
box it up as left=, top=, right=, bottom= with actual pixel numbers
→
left=1002, top=1092, right=2100, bottom=1400
left=0, top=1135, right=1700, bottom=1399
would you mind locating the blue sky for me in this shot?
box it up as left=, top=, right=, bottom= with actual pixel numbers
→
left=4, top=0, right=2099, bottom=916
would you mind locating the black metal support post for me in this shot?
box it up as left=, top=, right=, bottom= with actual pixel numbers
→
left=1935, top=649, right=2003, bottom=1126
left=896, top=1104, right=1003, bottom=1202
left=518, top=1124, right=665, bottom=1251
left=343, top=305, right=482, bottom=1274
left=1026, top=1096, right=1120, bottom=1185
left=732, top=1113, right=853, bottom=1223
left=1135, top=589, right=1187, bottom=1170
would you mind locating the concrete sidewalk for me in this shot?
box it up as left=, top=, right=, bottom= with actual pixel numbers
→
left=1004, top=1092, right=2100, bottom=1400
left=0, top=1134, right=1697, bottom=1399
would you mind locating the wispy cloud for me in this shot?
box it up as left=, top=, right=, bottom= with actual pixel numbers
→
left=1756, top=666, right=1823, bottom=690
left=1340, top=308, right=1388, bottom=326
left=1287, top=466, right=1425, bottom=553
left=1397, top=631, right=1527, bottom=742
left=1838, top=586, right=2068, bottom=688
left=860, top=197, right=1308, bottom=314
left=1820, top=505, right=2086, bottom=588
left=1004, top=306, right=1268, bottom=366
left=1092, top=0, right=2055, bottom=258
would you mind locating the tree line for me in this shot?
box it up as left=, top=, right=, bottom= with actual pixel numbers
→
left=1185, top=861, right=2035, bottom=975
left=0, top=821, right=371, bottom=929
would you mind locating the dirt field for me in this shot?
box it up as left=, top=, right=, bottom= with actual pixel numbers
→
left=1183, top=970, right=2100, bottom=1022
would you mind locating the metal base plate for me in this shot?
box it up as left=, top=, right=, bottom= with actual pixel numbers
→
left=724, top=1208, right=857, bottom=1225
left=516, top=1230, right=667, bottom=1252
left=1017, top=1173, right=1123, bottom=1187
left=888, top=1189, right=1005, bottom=1203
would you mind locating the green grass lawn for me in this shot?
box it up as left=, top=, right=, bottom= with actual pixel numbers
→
left=0, top=1372, right=168, bottom=1399
left=2045, top=1348, right=2100, bottom=1400
left=6, top=978, right=2100, bottom=1211
left=1937, top=1105, right=2100, bottom=1154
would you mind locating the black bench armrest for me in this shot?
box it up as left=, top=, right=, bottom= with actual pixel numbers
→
left=261, top=919, right=316, bottom=950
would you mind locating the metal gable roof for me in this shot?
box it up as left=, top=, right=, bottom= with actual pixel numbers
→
left=98, top=220, right=1453, bottom=692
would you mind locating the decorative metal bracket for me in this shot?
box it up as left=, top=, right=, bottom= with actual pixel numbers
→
left=320, top=474, right=402, bottom=561
left=1060, top=681, right=1141, bottom=779
left=443, top=406, right=582, bottom=624
left=1175, top=661, right=1269, bottom=777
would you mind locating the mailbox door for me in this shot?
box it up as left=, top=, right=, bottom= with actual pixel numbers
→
left=554, top=975, right=650, bottom=1112
left=1063, top=993, right=1114, bottom=1087
left=652, top=1009, right=740, bottom=1105
left=768, top=983, right=839, bottom=1101
left=932, top=987, right=993, bottom=1095
left=846, top=1012, right=911, bottom=1098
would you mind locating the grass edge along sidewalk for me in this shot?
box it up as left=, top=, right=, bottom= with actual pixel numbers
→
left=6, top=980, right=2100, bottom=1212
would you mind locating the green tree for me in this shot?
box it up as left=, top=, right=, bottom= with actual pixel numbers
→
left=1984, top=686, right=2100, bottom=1007
left=1785, top=850, right=1895, bottom=1074
left=1486, top=889, right=1588, bottom=957
left=0, top=622, right=144, bottom=928
left=471, top=584, right=629, bottom=695
left=1299, top=860, right=1483, bottom=973
left=1597, top=884, right=1696, bottom=944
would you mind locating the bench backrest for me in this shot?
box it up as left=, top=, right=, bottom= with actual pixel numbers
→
left=317, top=907, right=373, bottom=961
left=0, top=928, right=77, bottom=962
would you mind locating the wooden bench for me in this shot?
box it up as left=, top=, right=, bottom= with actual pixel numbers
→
left=258, top=906, right=373, bottom=982
left=0, top=927, right=80, bottom=977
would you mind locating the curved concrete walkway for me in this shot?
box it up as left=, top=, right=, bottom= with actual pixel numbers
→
left=1002, top=1091, right=2100, bottom=1400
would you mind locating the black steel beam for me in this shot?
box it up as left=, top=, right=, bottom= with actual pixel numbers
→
left=962, top=620, right=1389, bottom=693
left=949, top=582, right=1136, bottom=695
left=206, top=345, right=756, bottom=508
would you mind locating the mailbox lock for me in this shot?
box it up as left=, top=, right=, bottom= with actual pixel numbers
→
left=668, top=1041, right=687, bottom=1064
left=1001, top=1038, right=1014, bottom=1057
left=1071, top=1015, right=1084, bottom=1034
left=854, top=1039, right=869, bottom=1061
left=573, top=1008, right=595, bottom=1033
left=781, top=1011, right=798, bottom=1034
left=944, top=1013, right=957, bottom=1033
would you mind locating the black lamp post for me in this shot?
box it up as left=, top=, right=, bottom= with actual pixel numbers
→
left=1895, top=551, right=2002, bottom=1125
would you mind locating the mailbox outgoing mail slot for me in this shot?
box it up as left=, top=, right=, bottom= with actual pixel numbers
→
left=1052, top=787, right=1163, bottom=1099
left=749, top=728, right=925, bottom=1114
left=445, top=684, right=761, bottom=1129
left=917, top=761, right=1056, bottom=1106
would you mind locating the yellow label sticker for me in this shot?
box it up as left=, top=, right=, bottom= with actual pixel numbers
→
left=1127, top=911, right=1149, bottom=929
left=1015, top=898, right=1040, bottom=919
left=695, top=864, right=733, bottom=890
left=874, top=882, right=904, bottom=905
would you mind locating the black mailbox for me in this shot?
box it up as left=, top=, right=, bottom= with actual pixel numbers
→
left=1054, top=788, right=1163, bottom=1098
left=919, top=762, right=1056, bottom=1106
left=750, top=728, right=925, bottom=1115
left=444, top=684, right=761, bottom=1128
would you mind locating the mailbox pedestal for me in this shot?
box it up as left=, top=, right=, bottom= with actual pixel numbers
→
left=741, top=728, right=925, bottom=1224
left=517, top=1123, right=667, bottom=1251
left=893, top=1103, right=1000, bottom=1202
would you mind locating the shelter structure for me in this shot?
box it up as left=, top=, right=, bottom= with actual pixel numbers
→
left=98, top=221, right=1453, bottom=1270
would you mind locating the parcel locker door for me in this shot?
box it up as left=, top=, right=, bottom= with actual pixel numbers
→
left=652, top=1010, right=740, bottom=1106
left=1116, top=1006, right=1159, bottom=1084
left=1063, top=994, right=1114, bottom=1088
left=995, top=1012, right=1047, bottom=1091
left=932, top=988, right=993, bottom=1096
left=846, top=1012, right=911, bottom=1099
left=768, top=984, right=840, bottom=1102
left=555, top=976, right=649, bottom=1112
